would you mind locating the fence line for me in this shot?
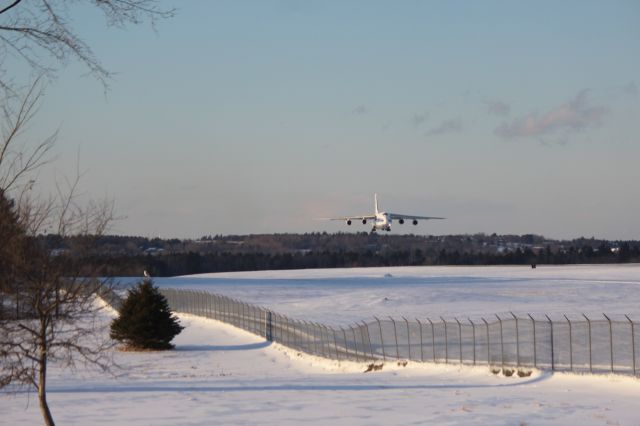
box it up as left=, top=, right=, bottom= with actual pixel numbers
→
left=160, top=288, right=639, bottom=377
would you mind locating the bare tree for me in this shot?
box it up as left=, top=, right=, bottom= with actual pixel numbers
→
left=0, top=82, right=117, bottom=426
left=0, top=3, right=172, bottom=423
left=0, top=0, right=174, bottom=93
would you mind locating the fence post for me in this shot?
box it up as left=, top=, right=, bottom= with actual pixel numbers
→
left=482, top=317, right=490, bottom=366
left=266, top=310, right=273, bottom=341
left=322, top=324, right=331, bottom=358
left=603, top=313, right=614, bottom=373
left=361, top=321, right=374, bottom=361
left=309, top=321, right=316, bottom=355
left=545, top=314, right=554, bottom=371
left=240, top=303, right=245, bottom=329
left=496, top=314, right=504, bottom=371
left=332, top=327, right=340, bottom=360
left=311, top=322, right=319, bottom=355
left=305, top=321, right=318, bottom=355
left=510, top=312, right=520, bottom=368
left=427, top=317, right=436, bottom=363
left=253, top=305, right=258, bottom=333
left=564, top=314, right=573, bottom=371
left=222, top=295, right=227, bottom=322
left=244, top=303, right=249, bottom=330
left=374, top=316, right=386, bottom=362
left=292, top=320, right=301, bottom=349
left=323, top=323, right=330, bottom=357
left=217, top=295, right=221, bottom=321
left=454, top=317, right=462, bottom=365
left=625, top=315, right=635, bottom=376
left=440, top=316, right=448, bottom=364
left=285, top=316, right=292, bottom=347
left=468, top=318, right=476, bottom=366
left=416, top=319, right=424, bottom=362
left=312, top=323, right=320, bottom=356
left=340, top=327, right=350, bottom=360
left=402, top=317, right=411, bottom=361
left=349, top=323, right=360, bottom=362
left=212, top=294, right=217, bottom=320
left=350, top=325, right=360, bottom=361
left=204, top=292, right=208, bottom=316
left=289, top=317, right=296, bottom=349
left=217, top=295, right=223, bottom=320
left=388, top=316, right=400, bottom=360
left=302, top=320, right=308, bottom=353
left=527, top=314, right=538, bottom=368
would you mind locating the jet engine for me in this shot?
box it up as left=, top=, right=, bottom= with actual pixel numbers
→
left=412, top=219, right=418, bottom=225
left=362, top=219, right=367, bottom=224
left=398, top=219, right=404, bottom=225
left=346, top=220, right=352, bottom=225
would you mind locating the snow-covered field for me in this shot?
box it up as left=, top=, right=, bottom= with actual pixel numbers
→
left=2, top=265, right=639, bottom=425
left=157, top=264, right=640, bottom=324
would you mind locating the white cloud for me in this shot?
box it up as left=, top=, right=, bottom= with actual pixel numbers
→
left=495, top=90, right=608, bottom=141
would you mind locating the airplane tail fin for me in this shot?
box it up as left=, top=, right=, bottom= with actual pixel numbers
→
left=374, top=193, right=379, bottom=215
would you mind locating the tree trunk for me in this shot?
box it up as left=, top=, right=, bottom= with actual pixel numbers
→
left=38, top=332, right=55, bottom=426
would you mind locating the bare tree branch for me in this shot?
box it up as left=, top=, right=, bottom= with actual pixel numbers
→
left=0, top=0, right=174, bottom=92
left=0, top=1, right=24, bottom=16
left=1, top=84, right=119, bottom=426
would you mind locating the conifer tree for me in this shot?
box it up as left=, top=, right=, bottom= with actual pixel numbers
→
left=110, top=280, right=184, bottom=350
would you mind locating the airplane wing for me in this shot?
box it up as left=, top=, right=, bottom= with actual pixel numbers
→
left=315, top=214, right=376, bottom=221
left=387, top=213, right=445, bottom=220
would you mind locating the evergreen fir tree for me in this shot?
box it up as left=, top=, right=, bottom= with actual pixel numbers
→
left=110, top=280, right=184, bottom=350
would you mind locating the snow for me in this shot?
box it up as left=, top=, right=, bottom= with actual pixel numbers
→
left=2, top=265, right=639, bottom=425
left=153, top=264, right=640, bottom=324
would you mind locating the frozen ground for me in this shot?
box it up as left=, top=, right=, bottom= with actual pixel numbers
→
left=1, top=313, right=638, bottom=425
left=2, top=265, right=639, bottom=425
left=155, top=264, right=640, bottom=325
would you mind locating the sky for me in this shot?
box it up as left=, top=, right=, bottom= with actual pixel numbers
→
left=18, top=0, right=640, bottom=239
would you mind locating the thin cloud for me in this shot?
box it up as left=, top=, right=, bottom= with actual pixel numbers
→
left=352, top=105, right=368, bottom=115
left=426, top=119, right=463, bottom=136
left=485, top=100, right=511, bottom=116
left=410, top=113, right=429, bottom=127
left=622, top=82, right=638, bottom=97
left=494, top=89, right=608, bottom=141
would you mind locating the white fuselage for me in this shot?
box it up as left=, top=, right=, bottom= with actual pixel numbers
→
left=373, top=212, right=391, bottom=231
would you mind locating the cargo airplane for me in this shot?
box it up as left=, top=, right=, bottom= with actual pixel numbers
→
left=320, top=194, right=444, bottom=232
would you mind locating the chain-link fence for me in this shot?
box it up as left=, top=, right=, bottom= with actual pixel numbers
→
left=160, top=288, right=639, bottom=377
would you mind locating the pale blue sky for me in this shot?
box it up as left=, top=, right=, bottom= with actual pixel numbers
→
left=26, top=0, right=640, bottom=239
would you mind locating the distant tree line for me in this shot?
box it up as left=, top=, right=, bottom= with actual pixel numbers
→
left=67, top=240, right=640, bottom=277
